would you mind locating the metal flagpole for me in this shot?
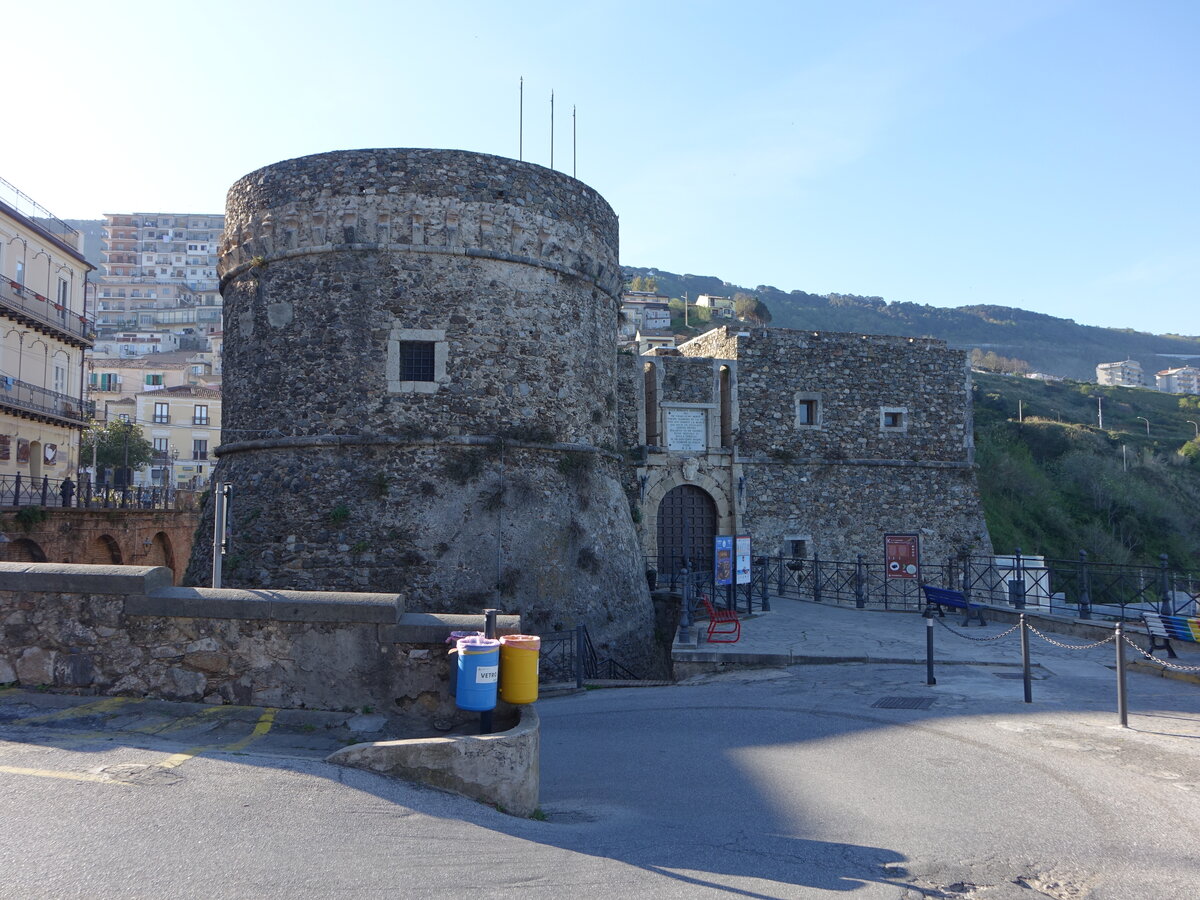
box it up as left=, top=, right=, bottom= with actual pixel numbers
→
left=519, top=77, right=523, bottom=161
left=550, top=90, right=555, bottom=169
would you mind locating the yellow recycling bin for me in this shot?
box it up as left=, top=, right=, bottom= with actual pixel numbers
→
left=498, top=634, right=540, bottom=704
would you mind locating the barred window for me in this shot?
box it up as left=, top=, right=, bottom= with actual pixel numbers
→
left=397, top=341, right=436, bottom=382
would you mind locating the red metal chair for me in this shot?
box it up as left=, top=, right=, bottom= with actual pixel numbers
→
left=698, top=593, right=741, bottom=643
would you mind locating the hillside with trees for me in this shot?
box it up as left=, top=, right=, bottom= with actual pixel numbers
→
left=972, top=373, right=1200, bottom=570
left=623, top=266, right=1200, bottom=381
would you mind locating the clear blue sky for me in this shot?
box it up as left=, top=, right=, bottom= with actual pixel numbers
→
left=6, top=0, right=1197, bottom=335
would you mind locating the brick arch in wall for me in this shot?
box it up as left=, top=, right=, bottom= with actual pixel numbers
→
left=4, top=538, right=47, bottom=562
left=84, top=534, right=123, bottom=565
left=145, top=531, right=175, bottom=576
left=641, top=468, right=733, bottom=572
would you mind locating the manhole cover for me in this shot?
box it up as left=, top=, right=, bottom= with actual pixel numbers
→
left=871, top=696, right=935, bottom=710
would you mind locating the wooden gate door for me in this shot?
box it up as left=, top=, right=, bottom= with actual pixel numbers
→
left=656, top=484, right=717, bottom=575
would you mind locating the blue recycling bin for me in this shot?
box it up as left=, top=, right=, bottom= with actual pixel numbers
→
left=455, top=636, right=500, bottom=711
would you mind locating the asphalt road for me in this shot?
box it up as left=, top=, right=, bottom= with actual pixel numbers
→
left=1, top=659, right=1198, bottom=899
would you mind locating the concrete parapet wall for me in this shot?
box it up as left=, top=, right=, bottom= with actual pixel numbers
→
left=328, top=705, right=540, bottom=816
left=0, top=562, right=518, bottom=723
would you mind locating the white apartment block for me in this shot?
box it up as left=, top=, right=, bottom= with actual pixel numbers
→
left=1155, top=366, right=1200, bottom=395
left=1096, top=359, right=1143, bottom=388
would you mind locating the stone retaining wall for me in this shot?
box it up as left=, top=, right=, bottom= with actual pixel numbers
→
left=0, top=562, right=517, bottom=724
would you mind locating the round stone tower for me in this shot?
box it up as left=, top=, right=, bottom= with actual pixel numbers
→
left=185, top=149, right=660, bottom=673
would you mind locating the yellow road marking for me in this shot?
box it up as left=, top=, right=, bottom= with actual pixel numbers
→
left=155, top=708, right=277, bottom=770
left=0, top=765, right=129, bottom=786
left=11, top=696, right=133, bottom=726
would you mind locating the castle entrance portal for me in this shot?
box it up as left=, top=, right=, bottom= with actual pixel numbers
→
left=656, top=484, right=717, bottom=576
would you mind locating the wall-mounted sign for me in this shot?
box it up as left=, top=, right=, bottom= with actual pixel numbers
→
left=885, top=533, right=920, bottom=579
left=736, top=535, right=752, bottom=585
left=666, top=408, right=707, bottom=452
left=714, top=535, right=734, bottom=586
left=0, top=435, right=9, bottom=461
left=16, top=439, right=29, bottom=464
left=44, top=444, right=57, bottom=466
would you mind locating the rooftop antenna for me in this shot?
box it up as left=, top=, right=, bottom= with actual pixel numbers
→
left=518, top=77, right=524, bottom=161
left=550, top=90, right=555, bottom=170
left=572, top=105, right=577, bottom=178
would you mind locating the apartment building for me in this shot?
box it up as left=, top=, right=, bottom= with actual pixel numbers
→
left=619, top=291, right=671, bottom=338
left=132, top=384, right=221, bottom=489
left=88, top=351, right=215, bottom=419
left=0, top=176, right=95, bottom=481
left=1096, top=359, right=1143, bottom=388
left=1155, top=366, right=1200, bottom=396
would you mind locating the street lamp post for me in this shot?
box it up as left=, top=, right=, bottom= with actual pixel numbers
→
left=1136, top=416, right=1150, bottom=436
left=1189, top=420, right=1199, bottom=440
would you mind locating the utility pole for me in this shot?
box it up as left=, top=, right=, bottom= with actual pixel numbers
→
left=1097, top=396, right=1103, bottom=430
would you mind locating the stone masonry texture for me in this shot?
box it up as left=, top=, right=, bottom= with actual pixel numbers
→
left=184, top=149, right=663, bottom=677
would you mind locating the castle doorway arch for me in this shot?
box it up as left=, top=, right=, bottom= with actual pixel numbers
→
left=656, top=484, right=717, bottom=576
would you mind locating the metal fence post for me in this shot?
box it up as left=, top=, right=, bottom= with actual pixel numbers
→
left=759, top=559, right=770, bottom=611
left=777, top=557, right=785, bottom=597
left=676, top=567, right=692, bottom=645
left=1160, top=554, right=1172, bottom=615
left=855, top=554, right=865, bottom=609
left=1078, top=550, right=1092, bottom=619
left=925, top=608, right=936, bottom=686
left=1020, top=614, right=1032, bottom=703
left=1009, top=547, right=1026, bottom=609
left=575, top=624, right=586, bottom=689
left=1115, top=622, right=1127, bottom=728
left=813, top=554, right=822, bottom=603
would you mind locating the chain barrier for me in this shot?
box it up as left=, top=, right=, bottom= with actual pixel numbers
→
left=1121, top=635, right=1200, bottom=673
left=932, top=618, right=1019, bottom=642
left=1023, top=622, right=1116, bottom=651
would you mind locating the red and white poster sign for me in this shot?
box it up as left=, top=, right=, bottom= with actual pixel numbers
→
left=884, top=534, right=920, bottom=580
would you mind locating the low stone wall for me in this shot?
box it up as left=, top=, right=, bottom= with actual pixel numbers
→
left=0, top=562, right=518, bottom=725
left=329, top=705, right=540, bottom=817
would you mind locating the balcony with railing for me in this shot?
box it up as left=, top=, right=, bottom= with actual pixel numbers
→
left=192, top=416, right=210, bottom=426
left=0, top=377, right=94, bottom=425
left=0, top=278, right=92, bottom=346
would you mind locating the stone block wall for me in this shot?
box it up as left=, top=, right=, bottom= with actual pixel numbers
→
left=187, top=149, right=664, bottom=678
left=623, top=326, right=991, bottom=568
left=0, top=562, right=518, bottom=723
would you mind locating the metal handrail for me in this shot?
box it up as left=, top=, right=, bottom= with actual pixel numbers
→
left=0, top=376, right=94, bottom=424
left=0, top=278, right=91, bottom=343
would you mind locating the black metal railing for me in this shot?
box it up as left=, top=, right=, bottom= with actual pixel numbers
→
left=0, top=473, right=174, bottom=510
left=753, top=552, right=1197, bottom=622
left=0, top=376, right=94, bottom=425
left=537, top=623, right=641, bottom=685
left=0, top=277, right=91, bottom=343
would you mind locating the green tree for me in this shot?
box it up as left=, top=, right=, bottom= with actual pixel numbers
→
left=80, top=420, right=155, bottom=471
left=733, top=292, right=772, bottom=325
left=628, top=275, right=658, bottom=293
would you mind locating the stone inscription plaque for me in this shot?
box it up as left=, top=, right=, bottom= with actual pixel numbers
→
left=666, top=408, right=707, bottom=452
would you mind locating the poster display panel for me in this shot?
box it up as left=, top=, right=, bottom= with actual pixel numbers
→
left=714, top=535, right=734, bottom=586
left=885, top=534, right=920, bottom=579
left=735, top=535, right=752, bottom=585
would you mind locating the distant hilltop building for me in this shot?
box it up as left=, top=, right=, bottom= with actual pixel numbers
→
left=694, top=294, right=735, bottom=319
left=1096, top=359, right=1143, bottom=388
left=1155, top=366, right=1200, bottom=396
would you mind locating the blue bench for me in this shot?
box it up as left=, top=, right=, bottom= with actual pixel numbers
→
left=921, top=585, right=987, bottom=627
left=1141, top=612, right=1200, bottom=660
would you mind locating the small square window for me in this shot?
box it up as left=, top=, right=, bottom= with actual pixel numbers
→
left=398, top=341, right=436, bottom=382
left=880, top=407, right=908, bottom=431
left=793, top=392, right=822, bottom=429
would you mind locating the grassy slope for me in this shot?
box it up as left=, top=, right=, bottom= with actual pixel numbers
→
left=972, top=373, right=1200, bottom=569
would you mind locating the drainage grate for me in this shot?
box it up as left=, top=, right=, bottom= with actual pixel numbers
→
left=871, top=696, right=935, bottom=710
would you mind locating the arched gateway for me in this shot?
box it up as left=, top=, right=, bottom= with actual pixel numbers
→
left=656, top=484, right=717, bottom=575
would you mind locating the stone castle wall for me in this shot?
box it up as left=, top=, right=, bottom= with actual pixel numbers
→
left=0, top=563, right=517, bottom=722
left=629, top=326, right=991, bottom=568
left=187, top=150, right=663, bottom=676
